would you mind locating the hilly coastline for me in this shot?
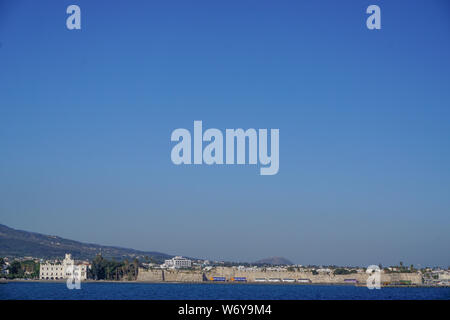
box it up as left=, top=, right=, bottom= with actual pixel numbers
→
left=0, top=224, right=172, bottom=262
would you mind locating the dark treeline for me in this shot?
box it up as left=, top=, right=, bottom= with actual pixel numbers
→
left=1, top=258, right=40, bottom=279
left=89, top=254, right=140, bottom=281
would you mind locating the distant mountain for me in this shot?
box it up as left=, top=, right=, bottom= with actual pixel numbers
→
left=0, top=224, right=172, bottom=262
left=254, top=257, right=294, bottom=266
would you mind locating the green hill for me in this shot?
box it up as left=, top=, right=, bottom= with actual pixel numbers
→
left=254, top=257, right=294, bottom=266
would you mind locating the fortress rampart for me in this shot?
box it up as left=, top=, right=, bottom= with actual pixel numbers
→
left=137, top=267, right=422, bottom=285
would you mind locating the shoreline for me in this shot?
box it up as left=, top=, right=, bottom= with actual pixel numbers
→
left=2, top=279, right=448, bottom=288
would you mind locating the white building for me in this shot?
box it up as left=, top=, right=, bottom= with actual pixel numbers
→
left=39, top=254, right=88, bottom=280
left=316, top=268, right=332, bottom=274
left=162, top=256, right=192, bottom=269
left=437, top=270, right=450, bottom=281
left=1, top=262, right=9, bottom=275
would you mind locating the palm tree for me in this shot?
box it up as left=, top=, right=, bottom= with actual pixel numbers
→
left=133, top=258, right=139, bottom=279
left=123, top=259, right=130, bottom=279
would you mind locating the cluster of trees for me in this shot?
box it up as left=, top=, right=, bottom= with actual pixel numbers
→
left=89, top=254, right=140, bottom=281
left=3, top=259, right=40, bottom=279
left=383, top=262, right=416, bottom=273
left=333, top=268, right=357, bottom=275
left=1, top=255, right=144, bottom=281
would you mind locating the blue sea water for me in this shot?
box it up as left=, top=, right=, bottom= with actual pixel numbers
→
left=1, top=282, right=449, bottom=300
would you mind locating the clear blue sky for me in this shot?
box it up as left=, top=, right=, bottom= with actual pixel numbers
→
left=1, top=0, right=449, bottom=267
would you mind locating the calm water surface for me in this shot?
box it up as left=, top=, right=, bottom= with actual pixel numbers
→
left=1, top=282, right=449, bottom=300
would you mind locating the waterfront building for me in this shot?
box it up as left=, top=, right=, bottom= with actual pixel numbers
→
left=316, top=268, right=332, bottom=274
left=436, top=270, right=450, bottom=280
left=162, top=256, right=192, bottom=269
left=39, top=253, right=88, bottom=280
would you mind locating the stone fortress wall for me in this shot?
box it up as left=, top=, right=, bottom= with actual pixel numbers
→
left=137, top=268, right=203, bottom=282
left=206, top=267, right=422, bottom=284
left=137, top=267, right=422, bottom=285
